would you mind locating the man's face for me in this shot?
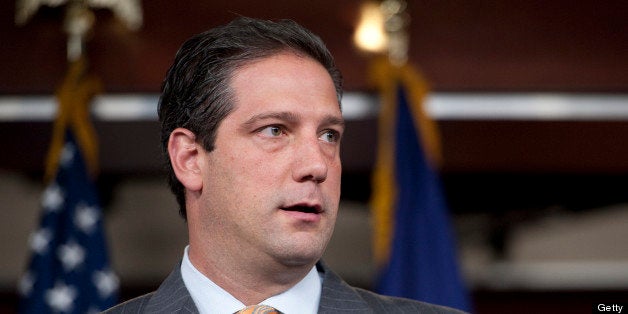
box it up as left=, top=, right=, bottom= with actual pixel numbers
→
left=197, top=52, right=344, bottom=267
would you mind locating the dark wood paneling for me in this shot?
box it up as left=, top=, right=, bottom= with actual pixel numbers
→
left=2, top=1, right=628, bottom=209
left=1, top=1, right=627, bottom=93
left=5, top=119, right=628, bottom=175
left=440, top=120, right=628, bottom=173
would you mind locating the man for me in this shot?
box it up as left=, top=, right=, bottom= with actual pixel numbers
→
left=105, top=17, right=466, bottom=314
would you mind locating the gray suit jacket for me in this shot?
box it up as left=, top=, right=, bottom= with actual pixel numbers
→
left=104, top=262, right=467, bottom=314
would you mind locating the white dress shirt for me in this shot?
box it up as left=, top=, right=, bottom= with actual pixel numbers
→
left=180, top=246, right=322, bottom=314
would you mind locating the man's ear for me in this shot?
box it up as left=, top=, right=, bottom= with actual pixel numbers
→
left=168, top=128, right=203, bottom=192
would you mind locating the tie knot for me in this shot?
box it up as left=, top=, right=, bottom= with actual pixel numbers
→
left=235, top=304, right=280, bottom=314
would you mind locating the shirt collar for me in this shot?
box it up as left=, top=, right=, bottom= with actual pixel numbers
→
left=180, top=246, right=321, bottom=314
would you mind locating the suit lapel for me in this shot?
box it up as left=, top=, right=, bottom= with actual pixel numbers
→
left=317, top=262, right=373, bottom=314
left=144, top=264, right=199, bottom=314
left=140, top=261, right=371, bottom=314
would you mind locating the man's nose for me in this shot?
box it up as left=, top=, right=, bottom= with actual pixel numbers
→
left=292, top=138, right=328, bottom=183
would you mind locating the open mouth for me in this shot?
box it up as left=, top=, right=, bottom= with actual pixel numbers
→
left=280, top=205, right=322, bottom=214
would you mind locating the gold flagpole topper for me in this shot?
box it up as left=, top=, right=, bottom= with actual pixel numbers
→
left=15, top=0, right=143, bottom=61
left=354, top=0, right=409, bottom=66
left=15, top=0, right=143, bottom=179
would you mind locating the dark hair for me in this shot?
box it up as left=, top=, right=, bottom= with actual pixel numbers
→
left=158, top=17, right=343, bottom=219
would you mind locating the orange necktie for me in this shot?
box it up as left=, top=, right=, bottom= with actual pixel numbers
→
left=235, top=304, right=281, bottom=314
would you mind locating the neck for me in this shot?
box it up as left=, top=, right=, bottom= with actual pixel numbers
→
left=187, top=240, right=313, bottom=305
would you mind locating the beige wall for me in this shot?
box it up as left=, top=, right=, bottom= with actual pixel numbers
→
left=4, top=169, right=628, bottom=292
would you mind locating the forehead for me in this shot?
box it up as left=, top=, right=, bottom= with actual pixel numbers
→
left=228, top=52, right=341, bottom=116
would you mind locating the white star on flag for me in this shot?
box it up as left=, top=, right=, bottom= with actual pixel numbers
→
left=93, top=269, right=120, bottom=298
left=58, top=240, right=86, bottom=272
left=45, top=281, right=77, bottom=313
left=29, top=228, right=52, bottom=254
left=59, top=142, right=76, bottom=167
left=75, top=203, right=100, bottom=234
left=18, top=271, right=35, bottom=296
left=20, top=47, right=120, bottom=311
left=42, top=183, right=64, bottom=212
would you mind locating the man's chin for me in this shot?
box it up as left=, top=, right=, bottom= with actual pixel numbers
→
left=277, top=249, right=322, bottom=267
left=272, top=243, right=326, bottom=268
left=284, top=253, right=321, bottom=266
left=267, top=228, right=333, bottom=267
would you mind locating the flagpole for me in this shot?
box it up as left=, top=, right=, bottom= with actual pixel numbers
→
left=15, top=0, right=143, bottom=181
left=46, top=0, right=100, bottom=182
left=356, top=1, right=472, bottom=310
left=380, top=0, right=409, bottom=66
left=63, top=0, right=94, bottom=62
left=15, top=1, right=143, bottom=312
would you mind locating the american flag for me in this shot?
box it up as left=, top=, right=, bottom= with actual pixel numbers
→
left=19, top=131, right=118, bottom=313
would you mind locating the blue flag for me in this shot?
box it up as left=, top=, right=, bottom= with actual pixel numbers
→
left=18, top=131, right=119, bottom=313
left=376, top=85, right=470, bottom=311
left=370, top=58, right=471, bottom=311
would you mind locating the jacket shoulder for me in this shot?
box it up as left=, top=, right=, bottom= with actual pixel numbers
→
left=103, top=292, right=155, bottom=313
left=353, top=287, right=468, bottom=314
left=103, top=264, right=198, bottom=314
left=317, top=261, right=467, bottom=314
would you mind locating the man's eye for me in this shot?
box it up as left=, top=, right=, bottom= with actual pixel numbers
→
left=260, top=126, right=283, bottom=137
left=320, top=130, right=340, bottom=143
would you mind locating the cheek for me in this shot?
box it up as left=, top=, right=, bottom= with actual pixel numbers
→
left=328, top=158, right=342, bottom=186
left=226, top=151, right=282, bottom=193
left=324, top=163, right=342, bottom=204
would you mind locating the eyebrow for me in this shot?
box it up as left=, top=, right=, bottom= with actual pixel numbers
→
left=243, top=111, right=300, bottom=127
left=242, top=111, right=345, bottom=129
left=322, top=115, right=346, bottom=130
